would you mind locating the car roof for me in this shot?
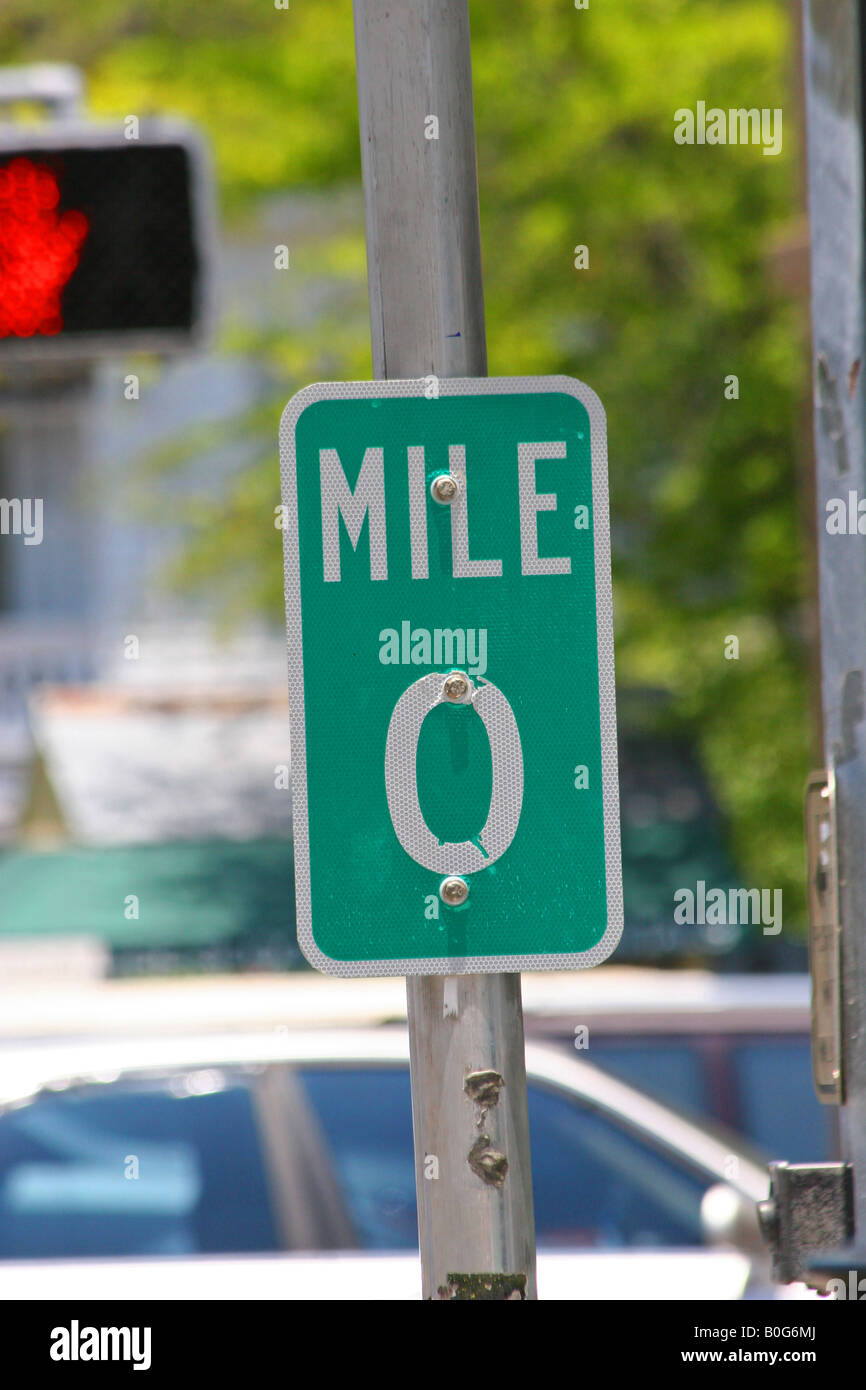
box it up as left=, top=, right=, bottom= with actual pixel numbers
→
left=0, top=966, right=811, bottom=1040
left=0, top=1026, right=770, bottom=1201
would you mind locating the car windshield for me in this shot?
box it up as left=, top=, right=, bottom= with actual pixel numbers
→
left=0, top=1074, right=280, bottom=1258
left=299, top=1067, right=710, bottom=1250
left=0, top=1062, right=715, bottom=1257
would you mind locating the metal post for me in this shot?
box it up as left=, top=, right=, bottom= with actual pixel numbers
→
left=802, top=0, right=866, bottom=1240
left=0, top=64, right=83, bottom=121
left=353, top=0, right=537, bottom=1299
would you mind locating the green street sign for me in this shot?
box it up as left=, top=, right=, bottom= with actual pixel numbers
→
left=279, top=376, right=622, bottom=976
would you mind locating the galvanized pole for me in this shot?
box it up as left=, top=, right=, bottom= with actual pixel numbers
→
left=353, top=0, right=537, bottom=1299
left=802, top=0, right=866, bottom=1241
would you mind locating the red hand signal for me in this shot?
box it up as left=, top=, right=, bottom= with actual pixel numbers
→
left=0, top=158, right=89, bottom=338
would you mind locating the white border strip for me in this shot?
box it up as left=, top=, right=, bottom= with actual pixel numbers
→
left=279, top=376, right=622, bottom=976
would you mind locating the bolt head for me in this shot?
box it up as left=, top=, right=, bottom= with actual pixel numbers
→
left=431, top=473, right=459, bottom=504
left=440, top=876, right=469, bottom=906
left=443, top=672, right=469, bottom=701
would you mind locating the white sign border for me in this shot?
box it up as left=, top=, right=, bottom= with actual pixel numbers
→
left=279, top=375, right=623, bottom=977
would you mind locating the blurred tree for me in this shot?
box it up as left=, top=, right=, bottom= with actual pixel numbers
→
left=0, top=0, right=810, bottom=923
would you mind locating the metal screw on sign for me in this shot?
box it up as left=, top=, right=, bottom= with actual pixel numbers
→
left=443, top=672, right=470, bottom=701
left=430, top=473, right=459, bottom=504
left=440, top=876, right=469, bottom=906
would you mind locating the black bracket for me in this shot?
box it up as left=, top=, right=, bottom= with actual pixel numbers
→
left=758, top=1160, right=854, bottom=1288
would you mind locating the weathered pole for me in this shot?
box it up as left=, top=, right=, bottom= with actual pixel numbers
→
left=353, top=0, right=537, bottom=1300
left=802, top=0, right=866, bottom=1244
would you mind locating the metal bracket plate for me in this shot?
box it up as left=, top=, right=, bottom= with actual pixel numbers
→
left=758, top=1161, right=854, bottom=1289
left=805, top=769, right=843, bottom=1104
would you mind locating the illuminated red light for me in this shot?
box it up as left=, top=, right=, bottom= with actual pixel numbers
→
left=0, top=158, right=89, bottom=338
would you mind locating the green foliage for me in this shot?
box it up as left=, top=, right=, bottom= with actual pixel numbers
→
left=0, top=0, right=811, bottom=921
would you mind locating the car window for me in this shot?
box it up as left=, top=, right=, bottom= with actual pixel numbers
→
left=0, top=1074, right=280, bottom=1258
left=298, top=1067, right=418, bottom=1250
left=528, top=1084, right=709, bottom=1247
left=298, top=1066, right=712, bottom=1251
left=731, top=1038, right=834, bottom=1163
left=579, top=1040, right=705, bottom=1118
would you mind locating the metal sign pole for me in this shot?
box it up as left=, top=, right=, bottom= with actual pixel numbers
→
left=799, top=0, right=866, bottom=1260
left=806, top=0, right=866, bottom=1216
left=353, top=0, right=537, bottom=1300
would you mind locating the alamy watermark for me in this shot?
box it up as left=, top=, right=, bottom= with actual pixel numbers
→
left=824, top=1271, right=866, bottom=1300
left=0, top=497, right=42, bottom=545
left=826, top=490, right=866, bottom=534
left=674, top=102, right=783, bottom=157
left=674, top=880, right=782, bottom=935
left=50, top=1321, right=151, bottom=1371
left=379, top=622, right=488, bottom=676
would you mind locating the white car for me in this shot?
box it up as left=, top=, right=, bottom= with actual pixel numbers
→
left=0, top=1024, right=805, bottom=1300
